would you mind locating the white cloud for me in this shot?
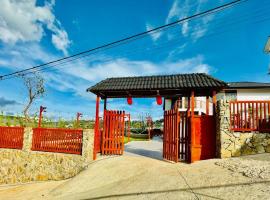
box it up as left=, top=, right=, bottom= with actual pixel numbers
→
left=51, top=28, right=70, bottom=55
left=166, top=0, right=181, bottom=24
left=0, top=43, right=56, bottom=70
left=181, top=22, right=189, bottom=36
left=0, top=0, right=70, bottom=54
left=42, top=55, right=212, bottom=100
left=146, top=23, right=162, bottom=42
left=165, top=0, right=214, bottom=42
left=0, top=41, right=212, bottom=100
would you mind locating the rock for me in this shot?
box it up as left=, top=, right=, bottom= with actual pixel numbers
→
left=265, top=145, right=270, bottom=153
left=36, top=174, right=49, bottom=181
left=233, top=133, right=240, bottom=138
left=0, top=129, right=94, bottom=185
left=241, top=146, right=254, bottom=155
left=231, top=150, right=241, bottom=157
left=255, top=145, right=265, bottom=154
left=221, top=149, right=232, bottom=158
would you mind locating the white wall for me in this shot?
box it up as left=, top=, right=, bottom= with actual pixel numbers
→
left=237, top=89, right=270, bottom=100
left=164, top=96, right=213, bottom=115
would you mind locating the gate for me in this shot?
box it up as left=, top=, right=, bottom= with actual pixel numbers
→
left=179, top=112, right=189, bottom=161
left=191, top=115, right=216, bottom=162
left=102, top=110, right=126, bottom=155
left=163, top=109, right=188, bottom=162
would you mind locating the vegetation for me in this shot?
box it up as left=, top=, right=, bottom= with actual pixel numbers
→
left=124, top=136, right=148, bottom=144
left=0, top=114, right=95, bottom=129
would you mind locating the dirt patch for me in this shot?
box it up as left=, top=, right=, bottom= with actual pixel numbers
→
left=215, top=154, right=270, bottom=179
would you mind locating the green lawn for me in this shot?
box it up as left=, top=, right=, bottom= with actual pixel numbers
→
left=124, top=136, right=148, bottom=144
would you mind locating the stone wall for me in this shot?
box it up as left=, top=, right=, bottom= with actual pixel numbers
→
left=0, top=128, right=94, bottom=184
left=216, top=100, right=270, bottom=158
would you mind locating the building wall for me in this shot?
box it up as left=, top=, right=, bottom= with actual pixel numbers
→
left=0, top=128, right=94, bottom=184
left=164, top=96, right=213, bottom=115
left=216, top=100, right=270, bottom=158
left=236, top=88, right=270, bottom=100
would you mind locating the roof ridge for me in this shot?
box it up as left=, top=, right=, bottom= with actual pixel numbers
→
left=228, top=81, right=270, bottom=84
left=101, top=73, right=204, bottom=80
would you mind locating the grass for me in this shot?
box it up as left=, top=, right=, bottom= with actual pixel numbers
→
left=124, top=136, right=148, bottom=144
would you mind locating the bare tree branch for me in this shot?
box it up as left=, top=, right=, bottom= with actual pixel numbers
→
left=19, top=72, right=45, bottom=122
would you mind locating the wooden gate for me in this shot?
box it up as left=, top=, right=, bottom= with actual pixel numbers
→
left=179, top=112, right=189, bottom=161
left=163, top=109, right=188, bottom=162
left=191, top=115, right=216, bottom=162
left=102, top=110, right=125, bottom=155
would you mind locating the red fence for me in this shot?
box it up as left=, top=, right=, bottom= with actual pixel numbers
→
left=0, top=126, right=24, bottom=149
left=230, top=101, right=270, bottom=132
left=32, top=128, right=83, bottom=155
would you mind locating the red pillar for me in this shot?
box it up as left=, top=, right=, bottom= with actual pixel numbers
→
left=190, top=91, right=196, bottom=163
left=212, top=90, right=217, bottom=114
left=38, top=106, right=46, bottom=128
left=93, top=95, right=100, bottom=160
left=191, top=91, right=195, bottom=144
left=128, top=114, right=131, bottom=142
left=76, top=112, right=82, bottom=128
left=212, top=90, right=217, bottom=157
left=206, top=96, right=209, bottom=115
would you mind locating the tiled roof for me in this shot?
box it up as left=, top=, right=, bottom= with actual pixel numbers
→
left=228, top=82, right=270, bottom=89
left=87, top=73, right=227, bottom=97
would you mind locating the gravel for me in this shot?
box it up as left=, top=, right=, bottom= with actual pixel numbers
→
left=215, top=157, right=270, bottom=179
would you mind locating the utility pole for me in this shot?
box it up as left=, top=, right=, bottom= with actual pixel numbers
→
left=38, top=106, right=46, bottom=128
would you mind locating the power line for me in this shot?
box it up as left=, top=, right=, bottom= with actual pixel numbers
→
left=0, top=0, right=245, bottom=80
left=2, top=0, right=266, bottom=83
left=25, top=4, right=270, bottom=76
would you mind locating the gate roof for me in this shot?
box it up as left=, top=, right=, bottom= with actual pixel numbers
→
left=87, top=73, right=227, bottom=98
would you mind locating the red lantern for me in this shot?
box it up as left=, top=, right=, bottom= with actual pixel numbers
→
left=156, top=95, right=162, bottom=105
left=127, top=96, right=133, bottom=105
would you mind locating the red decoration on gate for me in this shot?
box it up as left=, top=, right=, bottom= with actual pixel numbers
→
left=127, top=96, right=133, bottom=105
left=156, top=95, right=162, bottom=105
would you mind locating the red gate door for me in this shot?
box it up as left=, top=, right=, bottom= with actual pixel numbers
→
left=102, top=110, right=125, bottom=155
left=191, top=115, right=216, bottom=162
left=163, top=109, right=180, bottom=162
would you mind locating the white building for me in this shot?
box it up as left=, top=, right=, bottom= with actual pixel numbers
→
left=164, top=82, right=270, bottom=115
left=219, top=82, right=270, bottom=101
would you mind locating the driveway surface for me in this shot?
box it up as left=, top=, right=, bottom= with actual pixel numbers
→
left=0, top=139, right=269, bottom=200
left=124, top=136, right=163, bottom=160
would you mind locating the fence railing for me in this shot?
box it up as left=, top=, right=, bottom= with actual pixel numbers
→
left=32, top=128, right=83, bottom=155
left=230, top=101, right=270, bottom=132
left=0, top=126, right=24, bottom=149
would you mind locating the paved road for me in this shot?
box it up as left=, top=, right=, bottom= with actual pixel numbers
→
left=124, top=136, right=163, bottom=160
left=0, top=140, right=269, bottom=200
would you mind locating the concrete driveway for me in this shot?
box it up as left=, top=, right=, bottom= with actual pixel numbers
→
left=124, top=136, right=163, bottom=160
left=0, top=139, right=269, bottom=200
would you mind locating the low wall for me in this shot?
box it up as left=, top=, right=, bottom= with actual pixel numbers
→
left=0, top=128, right=94, bottom=184
left=216, top=100, right=270, bottom=158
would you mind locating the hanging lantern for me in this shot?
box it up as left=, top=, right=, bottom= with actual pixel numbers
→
left=127, top=96, right=133, bottom=105
left=156, top=95, right=162, bottom=105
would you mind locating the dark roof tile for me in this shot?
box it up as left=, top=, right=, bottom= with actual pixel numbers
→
left=87, top=73, right=227, bottom=97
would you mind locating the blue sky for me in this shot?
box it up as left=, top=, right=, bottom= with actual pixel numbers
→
left=0, top=0, right=269, bottom=120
